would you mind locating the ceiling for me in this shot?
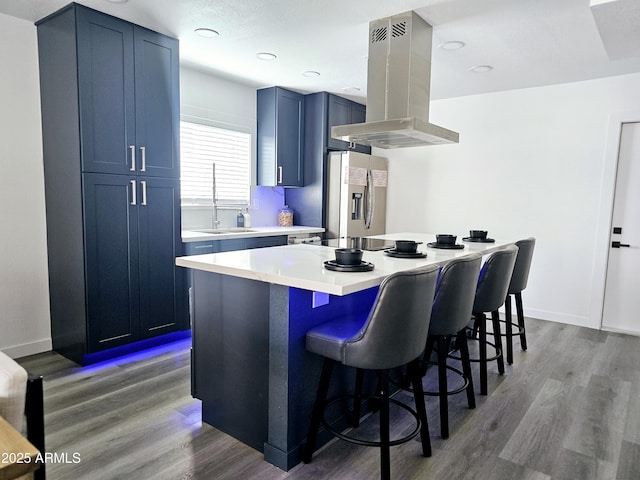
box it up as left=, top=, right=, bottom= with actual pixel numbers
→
left=2, top=0, right=640, bottom=102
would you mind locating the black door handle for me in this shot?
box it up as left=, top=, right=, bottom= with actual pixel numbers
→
left=612, top=241, right=631, bottom=248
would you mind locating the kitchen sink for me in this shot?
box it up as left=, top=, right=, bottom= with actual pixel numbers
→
left=193, top=228, right=257, bottom=234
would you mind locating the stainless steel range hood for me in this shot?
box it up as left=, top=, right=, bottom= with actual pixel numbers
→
left=332, top=11, right=459, bottom=149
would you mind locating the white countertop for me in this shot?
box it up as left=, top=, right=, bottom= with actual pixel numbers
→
left=176, top=232, right=514, bottom=296
left=182, top=225, right=324, bottom=242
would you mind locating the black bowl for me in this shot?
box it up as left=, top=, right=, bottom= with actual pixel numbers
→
left=436, top=234, right=457, bottom=246
left=470, top=230, right=488, bottom=239
left=335, top=248, right=363, bottom=266
left=395, top=240, right=422, bottom=253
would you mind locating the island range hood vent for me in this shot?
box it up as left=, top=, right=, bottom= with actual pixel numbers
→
left=332, top=11, right=459, bottom=149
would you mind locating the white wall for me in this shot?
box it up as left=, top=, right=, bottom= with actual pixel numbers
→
left=384, top=72, right=640, bottom=330
left=0, top=13, right=52, bottom=357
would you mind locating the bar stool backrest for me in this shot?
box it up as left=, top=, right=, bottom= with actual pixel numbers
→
left=343, top=264, right=440, bottom=371
left=508, top=238, right=536, bottom=294
left=429, top=254, right=482, bottom=336
left=473, top=245, right=518, bottom=314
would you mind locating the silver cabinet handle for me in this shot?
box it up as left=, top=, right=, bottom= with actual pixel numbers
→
left=130, top=180, right=137, bottom=205
left=141, top=180, right=147, bottom=206
left=129, top=145, right=136, bottom=171
left=140, top=146, right=146, bottom=172
left=278, top=166, right=283, bottom=184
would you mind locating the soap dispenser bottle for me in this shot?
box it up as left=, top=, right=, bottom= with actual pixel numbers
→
left=236, top=210, right=245, bottom=227
left=243, top=208, right=251, bottom=228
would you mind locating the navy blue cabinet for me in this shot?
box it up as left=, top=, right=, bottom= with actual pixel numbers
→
left=184, top=235, right=288, bottom=256
left=257, top=87, right=305, bottom=187
left=76, top=6, right=180, bottom=177
left=37, top=3, right=186, bottom=364
left=326, top=94, right=370, bottom=153
left=284, top=92, right=369, bottom=228
left=83, top=174, right=139, bottom=351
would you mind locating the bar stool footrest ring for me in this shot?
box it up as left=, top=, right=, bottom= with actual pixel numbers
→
left=497, top=319, right=525, bottom=336
left=321, top=394, right=421, bottom=447
left=449, top=337, right=502, bottom=363
left=421, top=361, right=470, bottom=396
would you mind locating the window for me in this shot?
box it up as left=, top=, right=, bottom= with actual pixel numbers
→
left=180, top=120, right=251, bottom=206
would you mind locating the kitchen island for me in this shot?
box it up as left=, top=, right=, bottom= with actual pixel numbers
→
left=175, top=233, right=514, bottom=470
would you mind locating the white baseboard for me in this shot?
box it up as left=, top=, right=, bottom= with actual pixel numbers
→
left=495, top=307, right=593, bottom=329
left=2, top=338, right=52, bottom=359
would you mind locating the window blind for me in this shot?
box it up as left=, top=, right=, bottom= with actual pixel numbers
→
left=180, top=121, right=251, bottom=205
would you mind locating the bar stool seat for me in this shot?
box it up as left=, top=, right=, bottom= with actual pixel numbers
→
left=467, top=245, right=518, bottom=395
left=420, top=254, right=481, bottom=439
left=303, top=264, right=440, bottom=480
left=502, top=238, right=536, bottom=364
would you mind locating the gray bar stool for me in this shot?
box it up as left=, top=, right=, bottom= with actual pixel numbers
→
left=422, top=254, right=482, bottom=439
left=503, top=238, right=536, bottom=364
left=470, top=245, right=518, bottom=395
left=303, top=264, right=440, bottom=480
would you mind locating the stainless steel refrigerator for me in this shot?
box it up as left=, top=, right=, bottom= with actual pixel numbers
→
left=326, top=151, right=388, bottom=239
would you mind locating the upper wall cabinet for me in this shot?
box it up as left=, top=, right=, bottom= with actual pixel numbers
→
left=326, top=94, right=370, bottom=154
left=257, top=87, right=305, bottom=187
left=75, top=6, right=180, bottom=177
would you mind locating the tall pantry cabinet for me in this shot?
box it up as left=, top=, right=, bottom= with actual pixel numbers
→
left=36, top=3, right=187, bottom=364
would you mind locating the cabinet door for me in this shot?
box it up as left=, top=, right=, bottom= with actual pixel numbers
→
left=349, top=103, right=371, bottom=154
left=84, top=174, right=140, bottom=351
left=327, top=94, right=351, bottom=151
left=326, top=94, right=371, bottom=154
left=184, top=241, right=215, bottom=255
left=134, top=29, right=180, bottom=178
left=137, top=177, right=187, bottom=336
left=216, top=239, right=248, bottom=252
left=276, top=89, right=305, bottom=186
left=77, top=8, right=136, bottom=175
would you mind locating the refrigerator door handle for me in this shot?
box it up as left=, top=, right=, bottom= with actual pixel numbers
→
left=364, top=169, right=375, bottom=229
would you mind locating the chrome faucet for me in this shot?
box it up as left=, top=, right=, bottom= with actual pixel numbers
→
left=212, top=162, right=220, bottom=230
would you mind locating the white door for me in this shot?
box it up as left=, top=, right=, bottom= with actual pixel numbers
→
left=602, top=122, right=640, bottom=334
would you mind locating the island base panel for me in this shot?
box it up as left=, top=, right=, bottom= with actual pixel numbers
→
left=191, top=269, right=380, bottom=470
left=192, top=271, right=270, bottom=452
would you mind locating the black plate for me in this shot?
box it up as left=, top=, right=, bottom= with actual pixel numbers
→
left=324, top=260, right=375, bottom=272
left=384, top=249, right=427, bottom=259
left=427, top=242, right=465, bottom=250
left=462, top=237, right=495, bottom=243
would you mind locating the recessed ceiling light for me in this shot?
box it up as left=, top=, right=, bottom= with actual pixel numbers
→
left=438, top=41, right=465, bottom=50
left=470, top=65, right=493, bottom=73
left=343, top=87, right=361, bottom=94
left=194, top=28, right=219, bottom=38
left=256, top=52, right=277, bottom=61
left=302, top=71, right=320, bottom=77
left=194, top=28, right=220, bottom=38
left=105, top=0, right=128, bottom=3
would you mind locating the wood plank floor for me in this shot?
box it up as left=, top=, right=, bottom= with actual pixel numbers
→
left=16, top=318, right=640, bottom=479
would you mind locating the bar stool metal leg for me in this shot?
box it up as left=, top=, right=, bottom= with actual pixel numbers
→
left=505, top=294, right=514, bottom=364
left=436, top=336, right=450, bottom=439
left=515, top=292, right=528, bottom=351
left=456, top=329, right=476, bottom=409
left=408, top=359, right=431, bottom=457
left=491, top=311, right=505, bottom=375
left=478, top=313, right=488, bottom=395
left=379, top=370, right=391, bottom=480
